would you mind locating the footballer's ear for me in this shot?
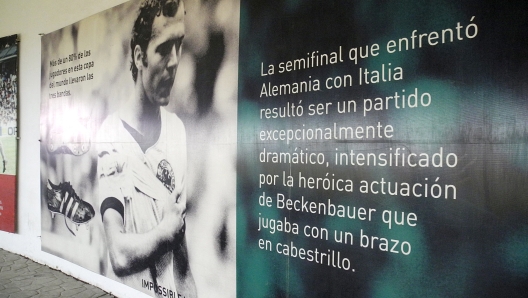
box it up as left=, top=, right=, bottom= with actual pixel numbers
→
left=133, top=45, right=144, bottom=69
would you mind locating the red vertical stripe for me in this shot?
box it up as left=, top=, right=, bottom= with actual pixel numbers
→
left=0, top=175, right=16, bottom=233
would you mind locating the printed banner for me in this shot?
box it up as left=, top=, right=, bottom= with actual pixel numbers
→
left=237, top=0, right=528, bottom=297
left=0, top=34, right=18, bottom=233
left=40, top=0, right=238, bottom=297
left=41, top=0, right=528, bottom=297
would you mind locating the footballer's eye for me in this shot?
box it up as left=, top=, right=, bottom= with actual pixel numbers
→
left=156, top=41, right=173, bottom=56
left=156, top=37, right=184, bottom=57
left=162, top=0, right=178, bottom=17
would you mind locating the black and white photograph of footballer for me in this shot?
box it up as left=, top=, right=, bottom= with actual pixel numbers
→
left=96, top=0, right=195, bottom=295
left=40, top=0, right=239, bottom=297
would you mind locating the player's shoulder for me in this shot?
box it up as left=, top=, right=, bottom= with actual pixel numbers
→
left=96, top=112, right=125, bottom=144
left=99, top=112, right=120, bottom=130
left=161, top=108, right=185, bottom=132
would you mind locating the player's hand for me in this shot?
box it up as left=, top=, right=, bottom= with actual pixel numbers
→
left=159, top=191, right=187, bottom=245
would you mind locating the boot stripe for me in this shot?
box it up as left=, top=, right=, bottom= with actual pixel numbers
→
left=60, top=191, right=69, bottom=213
left=69, top=202, right=80, bottom=221
left=64, top=195, right=75, bottom=217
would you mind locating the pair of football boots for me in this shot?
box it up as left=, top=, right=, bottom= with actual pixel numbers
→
left=45, top=125, right=94, bottom=233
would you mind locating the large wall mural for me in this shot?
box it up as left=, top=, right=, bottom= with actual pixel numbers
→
left=40, top=0, right=528, bottom=297
left=40, top=0, right=238, bottom=297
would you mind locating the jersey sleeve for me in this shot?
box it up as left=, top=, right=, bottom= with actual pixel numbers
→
left=96, top=114, right=128, bottom=221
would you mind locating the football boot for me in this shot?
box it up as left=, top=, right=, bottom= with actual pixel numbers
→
left=46, top=180, right=95, bottom=231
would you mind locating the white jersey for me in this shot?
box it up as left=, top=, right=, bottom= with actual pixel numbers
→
left=97, top=108, right=187, bottom=296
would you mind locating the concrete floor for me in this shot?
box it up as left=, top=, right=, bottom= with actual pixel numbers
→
left=0, top=248, right=115, bottom=298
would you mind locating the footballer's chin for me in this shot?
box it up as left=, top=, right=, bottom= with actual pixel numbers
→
left=156, top=95, right=171, bottom=106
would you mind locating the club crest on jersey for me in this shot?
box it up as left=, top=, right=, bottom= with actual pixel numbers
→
left=156, top=159, right=175, bottom=192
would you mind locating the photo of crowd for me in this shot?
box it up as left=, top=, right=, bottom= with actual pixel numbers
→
left=0, top=72, right=17, bottom=128
left=0, top=35, right=18, bottom=131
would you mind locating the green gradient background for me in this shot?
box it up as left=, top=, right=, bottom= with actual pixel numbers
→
left=238, top=0, right=528, bottom=297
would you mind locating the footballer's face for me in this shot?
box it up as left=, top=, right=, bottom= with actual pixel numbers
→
left=138, top=1, right=185, bottom=106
